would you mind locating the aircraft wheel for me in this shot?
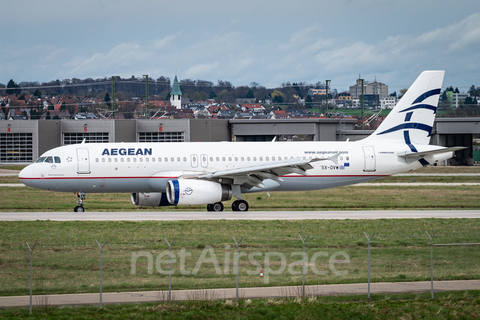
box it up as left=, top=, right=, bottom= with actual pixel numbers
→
left=232, top=200, right=249, bottom=212
left=74, top=205, right=85, bottom=213
left=207, top=203, right=224, bottom=212
left=212, top=202, right=224, bottom=212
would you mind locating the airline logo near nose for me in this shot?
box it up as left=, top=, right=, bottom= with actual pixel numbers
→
left=101, top=148, right=153, bottom=156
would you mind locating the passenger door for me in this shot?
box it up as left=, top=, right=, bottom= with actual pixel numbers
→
left=76, top=148, right=91, bottom=174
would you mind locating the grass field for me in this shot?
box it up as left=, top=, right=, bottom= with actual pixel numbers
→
left=0, top=218, right=479, bottom=297
left=2, top=184, right=480, bottom=211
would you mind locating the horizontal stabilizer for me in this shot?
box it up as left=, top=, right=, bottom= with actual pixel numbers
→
left=398, top=146, right=466, bottom=158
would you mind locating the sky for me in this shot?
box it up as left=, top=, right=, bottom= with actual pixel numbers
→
left=1, top=0, right=480, bottom=93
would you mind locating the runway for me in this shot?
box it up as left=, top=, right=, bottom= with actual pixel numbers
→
left=1, top=210, right=480, bottom=221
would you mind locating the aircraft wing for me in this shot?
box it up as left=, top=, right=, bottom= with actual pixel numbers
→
left=181, top=153, right=340, bottom=189
left=398, top=146, right=466, bottom=158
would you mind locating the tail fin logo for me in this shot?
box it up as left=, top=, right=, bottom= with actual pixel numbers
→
left=376, top=88, right=441, bottom=138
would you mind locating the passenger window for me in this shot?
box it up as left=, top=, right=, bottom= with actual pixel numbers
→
left=139, top=158, right=143, bottom=162
left=259, top=157, right=263, bottom=161
left=127, top=158, right=130, bottom=162
left=222, top=157, right=226, bottom=161
left=241, top=157, right=244, bottom=161
left=183, top=157, right=187, bottom=162
left=346, top=156, right=349, bottom=161
left=165, top=157, right=168, bottom=162
left=272, top=156, right=275, bottom=161
left=121, top=158, right=124, bottom=162
left=102, top=158, right=105, bottom=162
left=266, top=157, right=269, bottom=161
left=108, top=158, right=112, bottom=162
left=228, top=157, right=232, bottom=161
left=145, top=158, right=149, bottom=162
left=253, top=157, right=257, bottom=161
left=210, top=157, right=213, bottom=162
left=171, top=157, right=174, bottom=162
left=95, top=158, right=99, bottom=162
left=235, top=157, right=238, bottom=161
left=54, top=156, right=61, bottom=163
left=247, top=157, right=250, bottom=161
left=216, top=157, right=219, bottom=161
left=115, top=158, right=118, bottom=162
left=133, top=158, right=137, bottom=162
left=152, top=157, right=155, bottom=162
left=177, top=157, right=181, bottom=162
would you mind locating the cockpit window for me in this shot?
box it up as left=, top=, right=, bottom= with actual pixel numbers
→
left=54, top=156, right=61, bottom=163
left=45, top=156, right=54, bottom=163
left=35, top=157, right=46, bottom=163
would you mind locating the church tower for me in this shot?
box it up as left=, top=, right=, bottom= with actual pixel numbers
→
left=170, top=73, right=182, bottom=109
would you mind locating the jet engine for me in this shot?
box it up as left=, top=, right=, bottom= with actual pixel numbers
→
left=166, top=179, right=232, bottom=205
left=131, top=192, right=172, bottom=207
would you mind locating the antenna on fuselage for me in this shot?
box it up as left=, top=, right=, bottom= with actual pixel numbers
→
left=81, top=138, right=86, bottom=144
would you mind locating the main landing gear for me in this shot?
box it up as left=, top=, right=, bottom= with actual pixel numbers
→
left=206, top=200, right=249, bottom=212
left=74, top=192, right=86, bottom=212
left=232, top=200, right=249, bottom=212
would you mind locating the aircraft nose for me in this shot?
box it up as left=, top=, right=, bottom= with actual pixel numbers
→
left=19, top=165, right=36, bottom=186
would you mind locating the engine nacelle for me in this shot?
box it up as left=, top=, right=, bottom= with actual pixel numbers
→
left=166, top=179, right=232, bottom=205
left=131, top=192, right=172, bottom=207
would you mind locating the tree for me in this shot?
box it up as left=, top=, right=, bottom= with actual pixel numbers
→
left=305, top=94, right=313, bottom=108
left=464, top=96, right=477, bottom=105
left=193, top=91, right=207, bottom=101
left=33, top=89, right=42, bottom=98
left=468, top=85, right=477, bottom=97
left=216, top=89, right=231, bottom=102
left=209, top=91, right=217, bottom=99
left=271, top=90, right=285, bottom=104
left=246, top=89, right=255, bottom=99
left=389, top=91, right=397, bottom=98
left=6, top=79, right=20, bottom=95
left=104, top=92, right=111, bottom=108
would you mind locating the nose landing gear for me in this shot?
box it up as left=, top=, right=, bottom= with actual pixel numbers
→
left=74, top=192, right=86, bottom=212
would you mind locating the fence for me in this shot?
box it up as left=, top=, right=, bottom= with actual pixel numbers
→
left=1, top=221, right=479, bottom=313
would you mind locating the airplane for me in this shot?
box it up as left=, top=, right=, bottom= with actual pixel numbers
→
left=19, top=70, right=465, bottom=212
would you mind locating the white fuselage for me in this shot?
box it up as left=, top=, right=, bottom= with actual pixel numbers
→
left=19, top=140, right=425, bottom=194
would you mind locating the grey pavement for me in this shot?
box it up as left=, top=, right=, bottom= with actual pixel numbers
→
left=1, top=280, right=479, bottom=308
left=1, top=210, right=480, bottom=221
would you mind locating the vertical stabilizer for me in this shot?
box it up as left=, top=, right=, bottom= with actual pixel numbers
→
left=363, top=71, right=444, bottom=147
